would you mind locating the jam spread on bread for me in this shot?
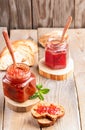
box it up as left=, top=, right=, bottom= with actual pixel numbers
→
left=2, top=63, right=36, bottom=102
left=36, top=104, right=60, bottom=115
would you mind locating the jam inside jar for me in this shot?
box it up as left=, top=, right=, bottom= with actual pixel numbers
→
left=45, top=40, right=69, bottom=69
left=2, top=63, right=36, bottom=103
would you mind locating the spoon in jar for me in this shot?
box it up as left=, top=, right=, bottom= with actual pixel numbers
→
left=2, top=31, right=16, bottom=65
left=60, top=16, right=72, bottom=43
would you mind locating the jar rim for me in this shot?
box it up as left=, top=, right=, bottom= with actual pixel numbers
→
left=46, top=40, right=67, bottom=50
left=47, top=31, right=68, bottom=43
left=6, top=63, right=31, bottom=83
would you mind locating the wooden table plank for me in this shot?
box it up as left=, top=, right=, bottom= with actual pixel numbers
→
left=53, top=0, right=74, bottom=28
left=32, top=0, right=74, bottom=28
left=68, top=29, right=85, bottom=130
left=32, top=0, right=54, bottom=28
left=0, top=27, right=7, bottom=130
left=75, top=0, right=85, bottom=28
left=3, top=29, right=40, bottom=130
left=38, top=28, right=81, bottom=130
left=10, top=0, right=32, bottom=29
left=10, top=29, right=37, bottom=43
left=0, top=0, right=9, bottom=28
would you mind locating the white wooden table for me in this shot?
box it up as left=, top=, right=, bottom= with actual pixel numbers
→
left=0, top=27, right=85, bottom=130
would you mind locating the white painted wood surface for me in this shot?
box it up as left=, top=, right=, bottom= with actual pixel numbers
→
left=1, top=28, right=85, bottom=130
left=68, top=29, right=85, bottom=130
left=0, top=27, right=7, bottom=130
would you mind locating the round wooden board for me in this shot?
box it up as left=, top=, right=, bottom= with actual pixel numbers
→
left=39, top=58, right=74, bottom=80
left=5, top=96, right=40, bottom=112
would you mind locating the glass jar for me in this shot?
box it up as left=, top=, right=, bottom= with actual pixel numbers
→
left=2, top=63, right=36, bottom=103
left=45, top=40, right=69, bottom=69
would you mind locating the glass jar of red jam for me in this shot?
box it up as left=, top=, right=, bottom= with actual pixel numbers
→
left=45, top=40, right=69, bottom=69
left=2, top=63, right=36, bottom=103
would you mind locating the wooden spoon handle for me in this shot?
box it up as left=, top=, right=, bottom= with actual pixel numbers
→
left=3, top=31, right=16, bottom=64
left=61, top=16, right=72, bottom=42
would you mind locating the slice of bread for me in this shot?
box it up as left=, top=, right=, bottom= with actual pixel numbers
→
left=39, top=30, right=68, bottom=47
left=31, top=101, right=65, bottom=127
left=13, top=40, right=38, bottom=53
left=0, top=40, right=38, bottom=70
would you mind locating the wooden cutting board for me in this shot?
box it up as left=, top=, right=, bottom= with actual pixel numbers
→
left=39, top=57, right=74, bottom=80
left=5, top=96, right=40, bottom=112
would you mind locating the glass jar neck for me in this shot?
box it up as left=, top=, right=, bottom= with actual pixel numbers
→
left=46, top=40, right=67, bottom=52
left=6, top=63, right=31, bottom=83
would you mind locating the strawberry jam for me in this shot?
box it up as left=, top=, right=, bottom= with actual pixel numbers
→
left=45, top=40, right=69, bottom=69
left=36, top=104, right=60, bottom=115
left=2, top=63, right=36, bottom=103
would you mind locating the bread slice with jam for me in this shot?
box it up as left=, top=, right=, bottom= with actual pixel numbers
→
left=31, top=101, right=65, bottom=127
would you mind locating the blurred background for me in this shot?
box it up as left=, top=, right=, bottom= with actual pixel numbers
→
left=0, top=0, right=84, bottom=30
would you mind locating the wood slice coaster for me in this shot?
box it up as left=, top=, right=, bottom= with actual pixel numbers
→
left=39, top=58, right=74, bottom=80
left=5, top=96, right=40, bottom=112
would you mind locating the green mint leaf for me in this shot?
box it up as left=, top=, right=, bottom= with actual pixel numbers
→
left=30, top=92, right=38, bottom=99
left=40, top=88, right=50, bottom=94
left=36, top=84, right=42, bottom=90
left=30, top=84, right=50, bottom=100
left=38, top=92, right=44, bottom=100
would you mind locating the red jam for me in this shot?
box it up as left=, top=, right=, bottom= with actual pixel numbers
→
left=36, top=104, right=60, bottom=115
left=45, top=40, right=69, bottom=69
left=2, top=63, right=36, bottom=103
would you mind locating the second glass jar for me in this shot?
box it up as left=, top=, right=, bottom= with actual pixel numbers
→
left=45, top=40, right=69, bottom=69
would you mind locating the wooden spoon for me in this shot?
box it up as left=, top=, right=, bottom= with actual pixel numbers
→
left=61, top=16, right=72, bottom=43
left=3, top=31, right=16, bottom=65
